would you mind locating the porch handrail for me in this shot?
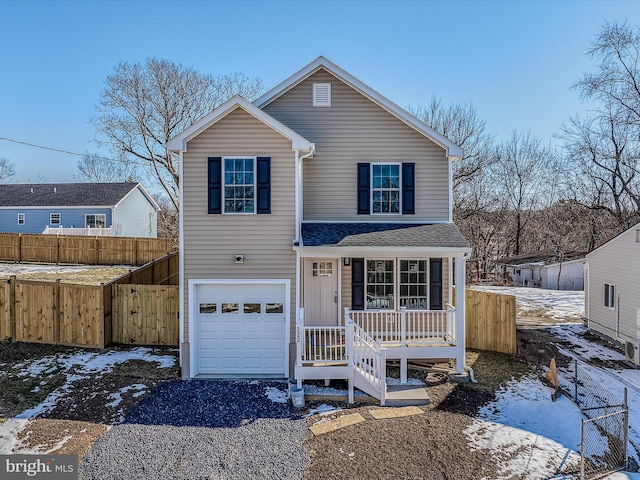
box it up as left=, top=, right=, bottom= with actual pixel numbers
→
left=348, top=316, right=387, bottom=404
left=296, top=324, right=348, bottom=365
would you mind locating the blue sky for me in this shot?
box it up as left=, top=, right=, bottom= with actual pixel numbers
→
left=1, top=0, right=638, bottom=185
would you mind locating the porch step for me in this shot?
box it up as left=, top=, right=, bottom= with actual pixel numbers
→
left=385, top=384, right=430, bottom=407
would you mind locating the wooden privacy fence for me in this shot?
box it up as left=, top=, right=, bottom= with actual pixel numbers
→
left=0, top=252, right=180, bottom=348
left=0, top=233, right=176, bottom=266
left=453, top=287, right=517, bottom=355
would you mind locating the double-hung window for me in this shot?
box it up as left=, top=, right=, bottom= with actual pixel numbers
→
left=17, top=213, right=25, bottom=225
left=86, top=214, right=106, bottom=228
left=604, top=283, right=615, bottom=308
left=50, top=213, right=61, bottom=225
left=224, top=157, right=255, bottom=214
left=399, top=260, right=428, bottom=309
left=366, top=260, right=395, bottom=309
left=371, top=163, right=400, bottom=214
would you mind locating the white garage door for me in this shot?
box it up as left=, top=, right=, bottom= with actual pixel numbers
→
left=195, top=282, right=287, bottom=376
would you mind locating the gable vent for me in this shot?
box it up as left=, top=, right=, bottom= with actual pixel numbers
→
left=313, top=83, right=331, bottom=107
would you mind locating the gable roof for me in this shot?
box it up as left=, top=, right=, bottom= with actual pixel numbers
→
left=165, top=95, right=315, bottom=153
left=301, top=222, right=469, bottom=248
left=0, top=182, right=155, bottom=208
left=586, top=221, right=640, bottom=257
left=254, top=56, right=464, bottom=160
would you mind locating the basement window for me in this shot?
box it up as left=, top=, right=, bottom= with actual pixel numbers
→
left=313, top=83, right=331, bottom=107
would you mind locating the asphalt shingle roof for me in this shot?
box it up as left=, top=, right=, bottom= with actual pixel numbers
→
left=0, top=183, right=140, bottom=207
left=301, top=223, right=469, bottom=248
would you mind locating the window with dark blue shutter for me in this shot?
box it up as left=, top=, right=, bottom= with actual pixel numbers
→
left=357, top=163, right=370, bottom=215
left=257, top=157, right=271, bottom=214
left=208, top=157, right=222, bottom=214
left=402, top=163, right=415, bottom=214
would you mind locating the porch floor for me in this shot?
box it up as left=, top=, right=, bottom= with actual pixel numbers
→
left=385, top=384, right=430, bottom=407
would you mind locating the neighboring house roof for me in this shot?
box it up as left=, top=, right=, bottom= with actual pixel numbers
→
left=165, top=95, right=315, bottom=153
left=495, top=250, right=586, bottom=267
left=254, top=56, right=463, bottom=160
left=301, top=223, right=469, bottom=248
left=0, top=182, right=158, bottom=209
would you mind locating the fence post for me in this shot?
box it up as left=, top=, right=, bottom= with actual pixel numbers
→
left=9, top=275, right=16, bottom=339
left=580, top=419, right=585, bottom=480
left=53, top=279, right=61, bottom=343
left=624, top=387, right=629, bottom=470
left=95, top=237, right=99, bottom=265
left=574, top=359, right=578, bottom=407
left=17, top=234, right=22, bottom=263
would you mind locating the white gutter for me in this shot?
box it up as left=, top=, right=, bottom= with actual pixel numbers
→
left=295, top=145, right=315, bottom=243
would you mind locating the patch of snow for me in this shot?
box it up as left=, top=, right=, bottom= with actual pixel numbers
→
left=0, top=419, right=30, bottom=454
left=304, top=404, right=341, bottom=418
left=265, top=386, right=288, bottom=404
left=471, top=286, right=585, bottom=320
left=105, top=384, right=147, bottom=408
left=14, top=348, right=174, bottom=419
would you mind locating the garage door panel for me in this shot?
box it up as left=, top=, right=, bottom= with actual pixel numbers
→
left=195, top=282, right=287, bottom=376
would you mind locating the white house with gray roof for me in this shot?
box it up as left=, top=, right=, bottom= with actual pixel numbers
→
left=167, top=57, right=472, bottom=404
left=0, top=182, right=159, bottom=238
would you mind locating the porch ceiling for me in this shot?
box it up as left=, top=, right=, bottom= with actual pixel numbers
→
left=301, top=223, right=469, bottom=249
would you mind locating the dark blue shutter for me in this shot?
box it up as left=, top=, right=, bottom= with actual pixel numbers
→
left=402, top=162, right=415, bottom=214
left=430, top=258, right=443, bottom=310
left=208, top=157, right=222, bottom=214
left=257, top=157, right=271, bottom=214
left=351, top=258, right=365, bottom=310
left=357, top=163, right=370, bottom=215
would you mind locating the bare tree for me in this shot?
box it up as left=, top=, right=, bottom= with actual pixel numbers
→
left=0, top=157, right=16, bottom=183
left=92, top=58, right=264, bottom=210
left=576, top=21, right=640, bottom=127
left=410, top=97, right=494, bottom=194
left=156, top=196, right=179, bottom=239
left=74, top=153, right=139, bottom=183
left=491, top=131, right=561, bottom=256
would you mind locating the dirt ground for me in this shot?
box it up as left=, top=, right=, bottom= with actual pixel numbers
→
left=1, top=317, right=599, bottom=478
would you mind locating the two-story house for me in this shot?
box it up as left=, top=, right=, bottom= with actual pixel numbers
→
left=167, top=57, right=471, bottom=404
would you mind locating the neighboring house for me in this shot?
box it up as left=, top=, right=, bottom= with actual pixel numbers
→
left=496, top=250, right=586, bottom=290
left=584, top=224, right=640, bottom=365
left=0, top=182, right=159, bottom=238
left=167, top=56, right=471, bottom=404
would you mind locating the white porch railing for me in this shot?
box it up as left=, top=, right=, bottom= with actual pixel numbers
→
left=42, top=226, right=115, bottom=236
left=347, top=304, right=456, bottom=347
left=350, top=319, right=387, bottom=405
left=296, top=325, right=348, bottom=365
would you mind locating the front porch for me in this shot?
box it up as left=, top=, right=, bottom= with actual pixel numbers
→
left=294, top=303, right=464, bottom=405
left=293, top=222, right=470, bottom=405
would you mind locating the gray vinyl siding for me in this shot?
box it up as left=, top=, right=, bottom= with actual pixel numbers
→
left=113, top=187, right=157, bottom=238
left=262, top=69, right=450, bottom=222
left=182, top=107, right=297, bottom=368
left=586, top=227, right=640, bottom=342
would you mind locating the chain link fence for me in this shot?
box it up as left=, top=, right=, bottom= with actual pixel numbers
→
left=556, top=359, right=628, bottom=480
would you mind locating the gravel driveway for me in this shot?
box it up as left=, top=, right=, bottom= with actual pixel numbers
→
left=80, top=380, right=308, bottom=480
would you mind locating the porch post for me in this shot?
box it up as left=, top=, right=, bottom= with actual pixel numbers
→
left=455, top=253, right=466, bottom=374
left=399, top=307, right=407, bottom=383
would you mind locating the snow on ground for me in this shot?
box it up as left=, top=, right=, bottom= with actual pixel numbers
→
left=472, top=285, right=585, bottom=320
left=265, top=386, right=288, bottom=404
left=465, top=286, right=640, bottom=478
left=0, top=262, right=131, bottom=276
left=13, top=348, right=175, bottom=420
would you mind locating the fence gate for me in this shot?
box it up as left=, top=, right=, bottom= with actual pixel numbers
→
left=556, top=359, right=629, bottom=480
left=581, top=401, right=629, bottom=480
left=111, top=284, right=179, bottom=346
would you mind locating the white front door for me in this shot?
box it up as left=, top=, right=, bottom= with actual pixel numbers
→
left=305, top=259, right=339, bottom=326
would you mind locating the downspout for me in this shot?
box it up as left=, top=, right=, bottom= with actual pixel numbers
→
left=296, top=144, right=315, bottom=242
